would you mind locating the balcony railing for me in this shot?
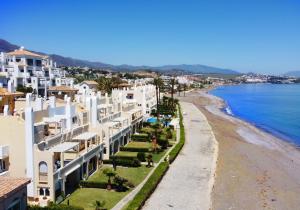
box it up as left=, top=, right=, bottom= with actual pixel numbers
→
left=53, top=144, right=103, bottom=181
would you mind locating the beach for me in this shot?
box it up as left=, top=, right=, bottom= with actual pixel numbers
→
left=179, top=89, right=300, bottom=210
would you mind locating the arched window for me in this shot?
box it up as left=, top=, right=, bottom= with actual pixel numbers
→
left=39, top=162, right=48, bottom=174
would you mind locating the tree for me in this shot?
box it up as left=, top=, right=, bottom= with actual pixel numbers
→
left=94, top=200, right=106, bottom=210
left=103, top=168, right=116, bottom=190
left=177, top=83, right=181, bottom=96
left=183, top=83, right=188, bottom=96
left=153, top=77, right=163, bottom=121
left=170, top=78, right=176, bottom=111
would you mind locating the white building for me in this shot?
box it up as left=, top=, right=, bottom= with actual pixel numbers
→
left=0, top=82, right=147, bottom=205
left=0, top=47, right=73, bottom=96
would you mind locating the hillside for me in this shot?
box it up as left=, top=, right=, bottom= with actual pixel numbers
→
left=0, top=38, right=240, bottom=75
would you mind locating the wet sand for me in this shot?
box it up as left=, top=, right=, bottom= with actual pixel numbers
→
left=179, top=90, right=300, bottom=210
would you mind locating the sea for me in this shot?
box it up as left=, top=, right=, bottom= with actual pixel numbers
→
left=210, top=84, right=300, bottom=146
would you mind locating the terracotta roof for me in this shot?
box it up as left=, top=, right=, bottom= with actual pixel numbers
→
left=7, top=48, right=44, bottom=58
left=0, top=88, right=24, bottom=96
left=48, top=85, right=78, bottom=92
left=81, top=80, right=98, bottom=85
left=0, top=177, right=30, bottom=199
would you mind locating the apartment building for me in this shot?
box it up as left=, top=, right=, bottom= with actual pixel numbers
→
left=111, top=80, right=157, bottom=118
left=0, top=47, right=73, bottom=96
left=0, top=82, right=145, bottom=205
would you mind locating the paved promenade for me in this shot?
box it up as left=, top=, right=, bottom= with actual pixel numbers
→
left=143, top=102, right=218, bottom=210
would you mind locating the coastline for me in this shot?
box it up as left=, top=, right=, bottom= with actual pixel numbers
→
left=209, top=85, right=300, bottom=147
left=178, top=89, right=300, bottom=210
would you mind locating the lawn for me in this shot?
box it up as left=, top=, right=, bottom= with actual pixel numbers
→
left=125, top=141, right=152, bottom=149
left=89, top=165, right=151, bottom=186
left=63, top=166, right=151, bottom=209
left=115, top=151, right=138, bottom=158
left=151, top=149, right=168, bottom=163
left=64, top=188, right=128, bottom=210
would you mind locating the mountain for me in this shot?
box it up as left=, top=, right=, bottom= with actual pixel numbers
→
left=0, top=39, right=19, bottom=52
left=0, top=38, right=240, bottom=75
left=284, top=71, right=300, bottom=78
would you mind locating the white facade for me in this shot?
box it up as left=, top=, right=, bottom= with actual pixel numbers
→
left=0, top=47, right=73, bottom=96
left=0, top=82, right=148, bottom=205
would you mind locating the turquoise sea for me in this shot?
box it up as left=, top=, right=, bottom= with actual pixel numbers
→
left=210, top=84, right=300, bottom=146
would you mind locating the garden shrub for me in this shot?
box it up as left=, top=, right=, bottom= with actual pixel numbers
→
left=137, top=152, right=146, bottom=162
left=157, top=137, right=169, bottom=149
left=131, top=134, right=150, bottom=142
left=103, top=158, right=141, bottom=167
left=79, top=180, right=108, bottom=189
left=142, top=122, right=151, bottom=127
left=110, top=155, right=137, bottom=161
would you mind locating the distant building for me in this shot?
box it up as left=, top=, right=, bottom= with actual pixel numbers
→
left=0, top=177, right=30, bottom=210
left=0, top=47, right=74, bottom=96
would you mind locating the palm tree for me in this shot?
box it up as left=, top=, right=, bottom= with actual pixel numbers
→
left=170, top=78, right=176, bottom=111
left=183, top=83, right=187, bottom=97
left=177, top=83, right=181, bottom=96
left=153, top=77, right=163, bottom=121
left=94, top=200, right=106, bottom=210
left=103, top=168, right=116, bottom=190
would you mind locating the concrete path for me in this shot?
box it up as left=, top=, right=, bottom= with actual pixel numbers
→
left=143, top=102, right=218, bottom=210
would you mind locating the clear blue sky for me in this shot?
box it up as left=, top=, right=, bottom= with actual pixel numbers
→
left=1, top=0, right=300, bottom=74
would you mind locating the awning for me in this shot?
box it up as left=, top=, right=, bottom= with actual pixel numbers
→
left=72, top=132, right=97, bottom=141
left=49, top=142, right=79, bottom=152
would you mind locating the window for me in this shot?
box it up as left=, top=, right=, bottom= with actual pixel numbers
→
left=36, top=60, right=42, bottom=66
left=16, top=58, right=21, bottom=62
left=26, top=59, right=33, bottom=66
left=39, top=162, right=48, bottom=173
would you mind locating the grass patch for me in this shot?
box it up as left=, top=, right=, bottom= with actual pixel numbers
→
left=63, top=188, right=127, bottom=210
left=115, top=151, right=138, bottom=158
left=125, top=141, right=152, bottom=149
left=89, top=166, right=151, bottom=186
left=64, top=166, right=151, bottom=210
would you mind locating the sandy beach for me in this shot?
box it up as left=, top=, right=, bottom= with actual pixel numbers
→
left=179, top=89, right=300, bottom=210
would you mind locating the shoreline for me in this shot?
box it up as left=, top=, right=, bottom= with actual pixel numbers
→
left=208, top=85, right=300, bottom=147
left=202, top=92, right=300, bottom=160
left=203, top=89, right=300, bottom=158
left=178, top=89, right=300, bottom=210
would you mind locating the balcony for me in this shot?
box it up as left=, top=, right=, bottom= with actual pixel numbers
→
left=0, top=145, right=9, bottom=159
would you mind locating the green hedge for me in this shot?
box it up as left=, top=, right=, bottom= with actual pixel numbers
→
left=120, top=146, right=150, bottom=153
left=169, top=104, right=185, bottom=163
left=79, top=180, right=109, bottom=189
left=131, top=134, right=149, bottom=142
left=28, top=204, right=83, bottom=210
left=110, top=155, right=137, bottom=161
left=124, top=162, right=169, bottom=210
left=103, top=158, right=141, bottom=167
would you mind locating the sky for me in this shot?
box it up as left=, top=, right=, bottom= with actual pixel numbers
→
left=1, top=0, right=300, bottom=74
